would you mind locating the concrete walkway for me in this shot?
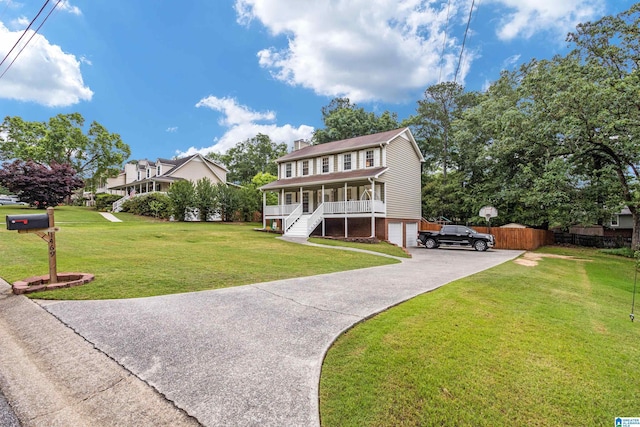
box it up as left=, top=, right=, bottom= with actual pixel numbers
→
left=99, top=212, right=122, bottom=222
left=30, top=246, right=522, bottom=427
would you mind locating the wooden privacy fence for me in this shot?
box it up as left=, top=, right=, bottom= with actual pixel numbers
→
left=419, top=220, right=555, bottom=251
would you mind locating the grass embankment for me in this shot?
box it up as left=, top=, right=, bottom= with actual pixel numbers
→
left=0, top=206, right=398, bottom=299
left=308, top=237, right=410, bottom=258
left=320, top=246, right=640, bottom=426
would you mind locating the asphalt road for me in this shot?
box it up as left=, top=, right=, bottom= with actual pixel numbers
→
left=38, top=246, right=522, bottom=426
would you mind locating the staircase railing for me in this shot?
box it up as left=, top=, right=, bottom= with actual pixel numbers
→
left=306, top=203, right=324, bottom=235
left=284, top=204, right=302, bottom=233
left=112, top=195, right=131, bottom=212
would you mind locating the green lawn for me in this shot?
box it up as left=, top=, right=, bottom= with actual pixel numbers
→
left=320, top=247, right=640, bottom=426
left=0, top=206, right=399, bottom=299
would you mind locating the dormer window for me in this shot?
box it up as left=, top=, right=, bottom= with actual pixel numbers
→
left=285, top=163, right=292, bottom=178
left=157, top=165, right=161, bottom=176
left=137, top=170, right=141, bottom=180
left=146, top=168, right=151, bottom=178
left=343, top=153, right=352, bottom=171
left=365, top=150, right=374, bottom=167
left=322, top=157, right=329, bottom=173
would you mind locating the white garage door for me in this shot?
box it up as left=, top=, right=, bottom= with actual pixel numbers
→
left=405, top=222, right=418, bottom=247
left=388, top=222, right=403, bottom=247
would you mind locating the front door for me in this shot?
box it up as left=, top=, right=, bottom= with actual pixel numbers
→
left=303, top=192, right=310, bottom=213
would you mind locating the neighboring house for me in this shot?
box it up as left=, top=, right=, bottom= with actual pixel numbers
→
left=260, top=127, right=425, bottom=247
left=605, top=206, right=634, bottom=237
left=102, top=154, right=228, bottom=212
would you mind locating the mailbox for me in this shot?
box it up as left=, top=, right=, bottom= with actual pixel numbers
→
left=6, top=214, right=50, bottom=231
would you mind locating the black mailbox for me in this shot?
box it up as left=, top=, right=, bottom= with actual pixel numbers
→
left=6, top=214, right=50, bottom=231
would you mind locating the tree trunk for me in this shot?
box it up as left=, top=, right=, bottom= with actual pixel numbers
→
left=632, top=209, right=640, bottom=250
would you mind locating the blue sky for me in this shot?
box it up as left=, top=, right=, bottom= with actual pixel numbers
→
left=0, top=0, right=633, bottom=161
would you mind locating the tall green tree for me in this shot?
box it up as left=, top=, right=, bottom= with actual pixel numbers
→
left=406, top=82, right=479, bottom=180
left=0, top=113, right=131, bottom=191
left=313, top=98, right=399, bottom=144
left=208, top=134, right=287, bottom=184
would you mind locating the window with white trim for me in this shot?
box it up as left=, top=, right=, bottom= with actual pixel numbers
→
left=285, top=193, right=292, bottom=205
left=365, top=150, right=374, bottom=167
left=157, top=165, right=161, bottom=176
left=137, top=170, right=141, bottom=180
left=146, top=168, right=151, bottom=178
left=611, top=215, right=619, bottom=227
left=322, top=157, right=329, bottom=173
left=285, top=163, right=292, bottom=178
left=302, top=160, right=309, bottom=176
left=343, top=153, right=352, bottom=171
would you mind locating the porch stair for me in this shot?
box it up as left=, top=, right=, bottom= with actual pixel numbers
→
left=284, top=215, right=309, bottom=238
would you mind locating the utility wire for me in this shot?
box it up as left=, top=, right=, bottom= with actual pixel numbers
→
left=454, top=0, right=477, bottom=83
left=438, top=0, right=453, bottom=84
left=0, top=0, right=61, bottom=80
left=0, top=0, right=50, bottom=70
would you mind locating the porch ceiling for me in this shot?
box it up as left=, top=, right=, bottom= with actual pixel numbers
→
left=260, top=167, right=388, bottom=191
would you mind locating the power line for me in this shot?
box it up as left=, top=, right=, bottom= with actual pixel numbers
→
left=454, top=0, right=477, bottom=83
left=438, top=0, right=453, bottom=84
left=0, top=0, right=62, bottom=80
left=0, top=0, right=50, bottom=70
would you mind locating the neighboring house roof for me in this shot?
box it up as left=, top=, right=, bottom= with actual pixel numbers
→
left=276, top=127, right=424, bottom=163
left=108, top=154, right=228, bottom=190
left=260, top=167, right=388, bottom=190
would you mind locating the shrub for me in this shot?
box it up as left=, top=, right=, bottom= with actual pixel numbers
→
left=121, top=193, right=171, bottom=219
left=167, top=180, right=195, bottom=221
left=95, top=193, right=122, bottom=211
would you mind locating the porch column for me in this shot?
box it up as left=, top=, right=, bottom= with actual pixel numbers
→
left=299, top=187, right=303, bottom=212
left=262, top=191, right=266, bottom=229
left=344, top=182, right=348, bottom=238
left=321, top=184, right=325, bottom=237
left=370, top=179, right=375, bottom=237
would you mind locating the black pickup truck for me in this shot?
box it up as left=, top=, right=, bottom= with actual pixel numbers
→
left=418, top=225, right=495, bottom=251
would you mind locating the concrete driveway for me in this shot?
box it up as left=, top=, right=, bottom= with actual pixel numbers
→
left=35, top=246, right=522, bottom=427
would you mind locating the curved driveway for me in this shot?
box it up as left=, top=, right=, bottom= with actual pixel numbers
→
left=42, top=246, right=522, bottom=426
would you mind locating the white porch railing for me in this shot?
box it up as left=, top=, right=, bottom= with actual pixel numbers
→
left=324, top=200, right=386, bottom=214
left=306, top=203, right=324, bottom=235
left=265, top=204, right=300, bottom=217
left=284, top=204, right=302, bottom=232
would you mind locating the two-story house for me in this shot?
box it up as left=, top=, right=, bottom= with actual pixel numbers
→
left=260, top=127, right=424, bottom=247
left=103, top=154, right=229, bottom=212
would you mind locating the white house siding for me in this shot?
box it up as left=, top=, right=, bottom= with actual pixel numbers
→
left=381, top=135, right=422, bottom=219
left=171, top=157, right=226, bottom=184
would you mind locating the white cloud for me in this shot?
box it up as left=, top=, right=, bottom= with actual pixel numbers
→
left=235, top=0, right=474, bottom=103
left=0, top=22, right=93, bottom=107
left=177, top=96, right=314, bottom=156
left=486, top=0, right=605, bottom=40
left=166, top=126, right=178, bottom=133
left=58, top=1, right=82, bottom=16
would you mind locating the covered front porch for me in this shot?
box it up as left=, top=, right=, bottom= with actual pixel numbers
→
left=261, top=179, right=386, bottom=239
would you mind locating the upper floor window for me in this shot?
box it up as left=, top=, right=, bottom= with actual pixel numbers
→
left=137, top=170, right=141, bottom=180
left=343, top=153, right=352, bottom=171
left=365, top=150, right=374, bottom=167
left=285, top=163, right=292, bottom=178
left=157, top=165, right=161, bottom=176
left=322, top=157, right=329, bottom=173
left=302, top=160, right=309, bottom=176
left=146, top=168, right=151, bottom=178
left=611, top=215, right=619, bottom=227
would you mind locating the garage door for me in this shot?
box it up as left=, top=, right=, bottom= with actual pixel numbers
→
left=405, top=222, right=418, bottom=247
left=388, top=222, right=403, bottom=247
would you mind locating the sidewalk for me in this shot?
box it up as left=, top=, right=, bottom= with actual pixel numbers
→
left=0, top=279, right=198, bottom=427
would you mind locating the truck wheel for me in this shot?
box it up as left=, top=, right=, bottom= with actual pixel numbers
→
left=473, top=240, right=488, bottom=251
left=424, top=238, right=437, bottom=249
